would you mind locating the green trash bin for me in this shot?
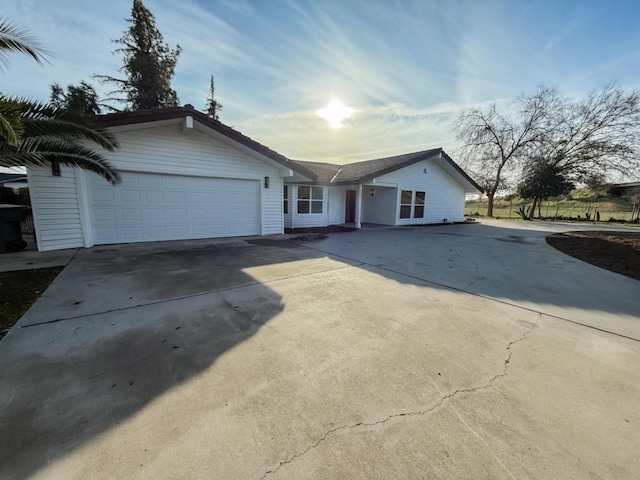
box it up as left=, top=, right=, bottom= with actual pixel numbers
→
left=0, top=204, right=28, bottom=253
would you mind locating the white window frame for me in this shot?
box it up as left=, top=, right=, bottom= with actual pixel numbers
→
left=297, top=186, right=323, bottom=214
left=283, top=185, right=289, bottom=214
left=399, top=190, right=426, bottom=219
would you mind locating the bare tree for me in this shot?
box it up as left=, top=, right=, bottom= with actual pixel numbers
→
left=455, top=86, right=558, bottom=216
left=623, top=187, right=640, bottom=221
left=531, top=85, right=640, bottom=190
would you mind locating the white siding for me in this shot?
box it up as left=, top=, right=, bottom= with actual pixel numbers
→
left=362, top=186, right=397, bottom=225
left=376, top=159, right=465, bottom=224
left=287, top=184, right=328, bottom=228
left=283, top=185, right=292, bottom=228
left=29, top=124, right=287, bottom=251
left=28, top=166, right=84, bottom=251
left=101, top=125, right=284, bottom=235
left=327, top=186, right=346, bottom=225
left=87, top=172, right=261, bottom=244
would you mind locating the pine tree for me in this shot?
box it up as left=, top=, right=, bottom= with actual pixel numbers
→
left=95, top=0, right=181, bottom=110
left=205, top=75, right=222, bottom=120
left=50, top=81, right=101, bottom=117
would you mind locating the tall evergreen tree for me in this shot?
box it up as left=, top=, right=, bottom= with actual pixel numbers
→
left=50, top=81, right=101, bottom=118
left=95, top=0, right=181, bottom=110
left=205, top=75, right=222, bottom=120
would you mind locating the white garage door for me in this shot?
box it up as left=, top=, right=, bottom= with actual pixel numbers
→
left=87, top=172, right=260, bottom=245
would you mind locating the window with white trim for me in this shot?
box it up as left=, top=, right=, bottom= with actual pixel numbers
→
left=400, top=190, right=412, bottom=218
left=297, top=186, right=323, bottom=214
left=399, top=190, right=426, bottom=219
left=414, top=191, right=425, bottom=218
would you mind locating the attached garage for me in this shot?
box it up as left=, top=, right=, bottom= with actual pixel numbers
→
left=87, top=172, right=260, bottom=245
left=26, top=105, right=481, bottom=252
left=27, top=106, right=307, bottom=251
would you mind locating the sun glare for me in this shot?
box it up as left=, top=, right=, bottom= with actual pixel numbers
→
left=317, top=98, right=355, bottom=129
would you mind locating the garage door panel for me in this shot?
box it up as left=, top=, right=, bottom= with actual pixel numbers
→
left=88, top=172, right=260, bottom=244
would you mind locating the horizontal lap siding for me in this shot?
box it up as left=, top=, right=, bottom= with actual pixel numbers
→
left=28, top=166, right=84, bottom=251
left=362, top=187, right=397, bottom=225
left=376, top=160, right=465, bottom=224
left=100, top=125, right=284, bottom=235
left=262, top=176, right=284, bottom=234
left=327, top=186, right=345, bottom=225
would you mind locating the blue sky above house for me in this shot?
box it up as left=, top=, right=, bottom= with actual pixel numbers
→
left=2, top=0, right=640, bottom=167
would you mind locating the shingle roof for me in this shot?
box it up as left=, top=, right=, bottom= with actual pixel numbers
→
left=291, top=149, right=482, bottom=191
left=95, top=106, right=481, bottom=191
left=0, top=173, right=27, bottom=184
left=96, top=105, right=316, bottom=178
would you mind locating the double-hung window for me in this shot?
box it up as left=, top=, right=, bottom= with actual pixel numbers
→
left=414, top=191, right=425, bottom=218
left=298, top=186, right=323, bottom=214
left=399, top=190, right=426, bottom=219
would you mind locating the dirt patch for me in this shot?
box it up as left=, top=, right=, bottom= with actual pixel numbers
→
left=0, top=267, right=63, bottom=337
left=284, top=225, right=356, bottom=234
left=546, top=231, right=640, bottom=281
left=246, top=239, right=300, bottom=248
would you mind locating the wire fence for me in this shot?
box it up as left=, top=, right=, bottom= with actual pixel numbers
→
left=465, top=199, right=640, bottom=223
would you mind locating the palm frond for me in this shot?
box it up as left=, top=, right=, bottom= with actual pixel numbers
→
left=23, top=118, right=119, bottom=151
left=0, top=139, right=120, bottom=184
left=0, top=18, right=50, bottom=68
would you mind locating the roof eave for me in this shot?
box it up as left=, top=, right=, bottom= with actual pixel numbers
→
left=96, top=107, right=315, bottom=179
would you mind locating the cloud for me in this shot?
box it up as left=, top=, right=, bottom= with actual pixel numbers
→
left=234, top=101, right=471, bottom=163
left=3, top=0, right=640, bottom=167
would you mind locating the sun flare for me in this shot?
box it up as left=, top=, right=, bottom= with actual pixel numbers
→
left=317, top=98, right=355, bottom=129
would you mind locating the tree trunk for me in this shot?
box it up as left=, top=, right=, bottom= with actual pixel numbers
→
left=486, top=193, right=495, bottom=217
left=528, top=197, right=538, bottom=220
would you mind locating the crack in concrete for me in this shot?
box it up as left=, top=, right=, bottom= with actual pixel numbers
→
left=258, top=328, right=533, bottom=479
left=462, top=260, right=486, bottom=291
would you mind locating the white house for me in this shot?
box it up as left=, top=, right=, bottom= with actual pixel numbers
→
left=27, top=106, right=481, bottom=251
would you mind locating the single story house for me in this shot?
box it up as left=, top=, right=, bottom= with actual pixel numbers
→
left=27, top=105, right=481, bottom=251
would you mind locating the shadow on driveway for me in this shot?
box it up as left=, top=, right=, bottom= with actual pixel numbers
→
left=0, top=239, right=337, bottom=479
left=0, top=221, right=638, bottom=478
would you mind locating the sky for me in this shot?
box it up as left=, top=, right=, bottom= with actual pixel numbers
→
left=2, top=0, right=640, bottom=170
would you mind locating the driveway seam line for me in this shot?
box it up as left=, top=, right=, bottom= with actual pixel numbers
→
left=6, top=262, right=365, bottom=333
left=295, top=242, right=640, bottom=343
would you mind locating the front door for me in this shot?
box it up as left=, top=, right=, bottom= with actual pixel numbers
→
left=345, top=190, right=356, bottom=223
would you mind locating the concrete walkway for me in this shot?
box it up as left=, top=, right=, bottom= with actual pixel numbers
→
left=0, top=220, right=638, bottom=479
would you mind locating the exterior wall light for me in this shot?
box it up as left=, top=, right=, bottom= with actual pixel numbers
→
left=370, top=188, right=375, bottom=196
left=264, top=176, right=270, bottom=188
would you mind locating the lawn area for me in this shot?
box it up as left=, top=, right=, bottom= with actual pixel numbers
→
left=466, top=189, right=639, bottom=222
left=0, top=267, right=63, bottom=338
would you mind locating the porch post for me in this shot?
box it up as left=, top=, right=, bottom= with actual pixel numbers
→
left=355, top=184, right=362, bottom=228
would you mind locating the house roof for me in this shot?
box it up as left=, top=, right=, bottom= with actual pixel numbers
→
left=96, top=105, right=317, bottom=178
left=96, top=106, right=481, bottom=192
left=291, top=149, right=483, bottom=192
left=0, top=173, right=27, bottom=184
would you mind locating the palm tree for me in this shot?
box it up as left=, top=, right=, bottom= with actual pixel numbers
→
left=0, top=18, right=120, bottom=184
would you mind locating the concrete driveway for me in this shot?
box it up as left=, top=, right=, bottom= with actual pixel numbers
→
left=1, top=219, right=639, bottom=479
